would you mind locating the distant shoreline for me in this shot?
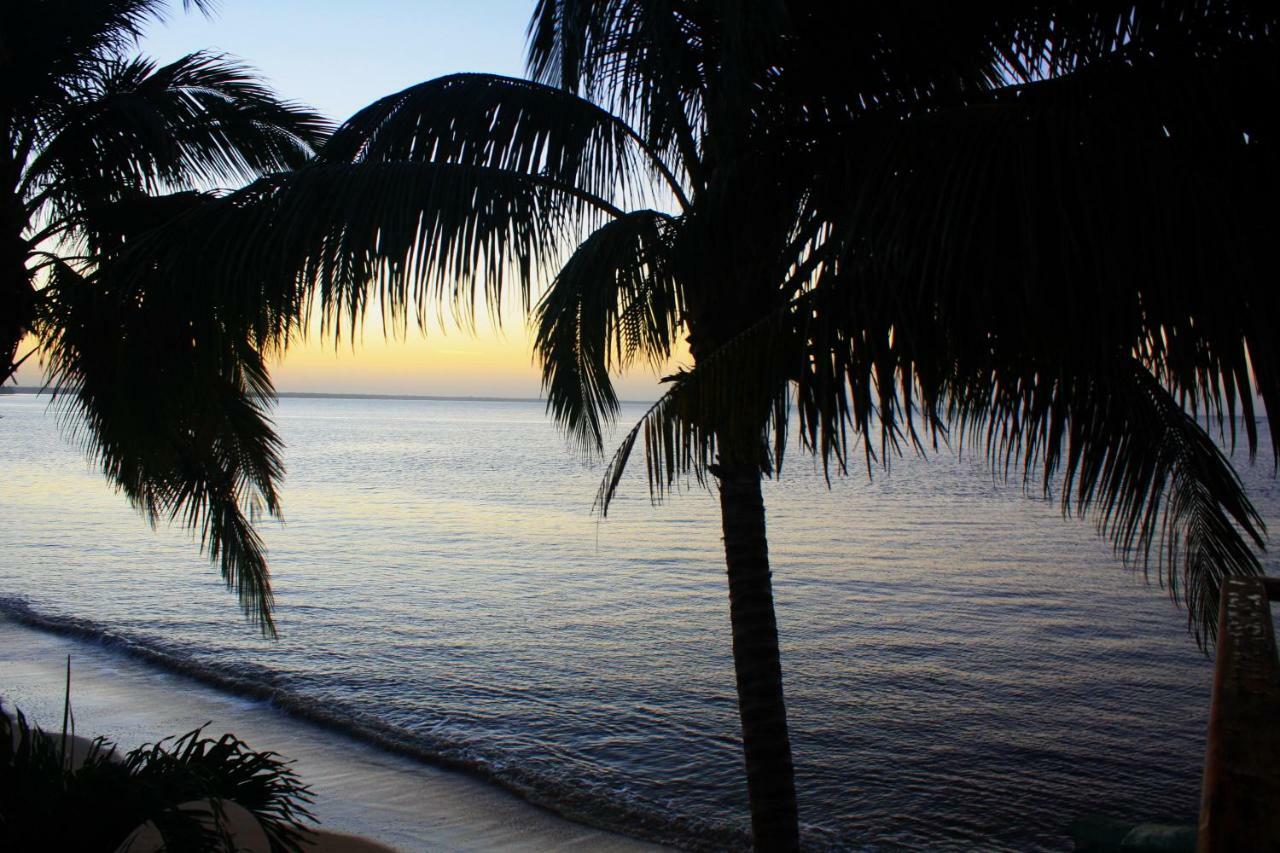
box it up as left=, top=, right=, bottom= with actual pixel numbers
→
left=1, top=386, right=657, bottom=405
left=285, top=390, right=546, bottom=403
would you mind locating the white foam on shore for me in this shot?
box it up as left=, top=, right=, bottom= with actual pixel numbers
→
left=0, top=617, right=662, bottom=852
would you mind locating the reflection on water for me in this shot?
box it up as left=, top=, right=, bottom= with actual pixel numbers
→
left=1, top=394, right=1276, bottom=850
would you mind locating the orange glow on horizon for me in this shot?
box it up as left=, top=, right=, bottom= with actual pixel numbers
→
left=274, top=310, right=544, bottom=398
left=12, top=310, right=681, bottom=402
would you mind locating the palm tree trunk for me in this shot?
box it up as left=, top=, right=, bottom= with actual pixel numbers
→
left=716, top=461, right=800, bottom=851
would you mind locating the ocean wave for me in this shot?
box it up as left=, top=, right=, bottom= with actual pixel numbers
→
left=0, top=596, right=753, bottom=852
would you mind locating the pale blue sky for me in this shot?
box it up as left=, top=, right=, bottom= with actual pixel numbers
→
left=141, top=1, right=533, bottom=123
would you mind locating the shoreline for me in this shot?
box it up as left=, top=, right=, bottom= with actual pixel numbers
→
left=0, top=615, right=662, bottom=852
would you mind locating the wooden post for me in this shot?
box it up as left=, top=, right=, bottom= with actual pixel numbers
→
left=1197, top=577, right=1280, bottom=852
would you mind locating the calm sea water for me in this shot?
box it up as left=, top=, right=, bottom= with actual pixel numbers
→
left=1, top=393, right=1276, bottom=850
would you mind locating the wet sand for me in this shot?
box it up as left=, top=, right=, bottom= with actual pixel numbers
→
left=0, top=617, right=662, bottom=852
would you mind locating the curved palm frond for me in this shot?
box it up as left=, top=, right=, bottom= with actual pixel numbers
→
left=945, top=359, right=1265, bottom=646
left=0, top=1, right=213, bottom=124
left=535, top=208, right=682, bottom=452
left=527, top=0, right=708, bottom=191
left=600, top=282, right=1266, bottom=645
left=593, top=377, right=702, bottom=517
left=35, top=249, right=285, bottom=636
left=752, top=4, right=1019, bottom=135
left=1001, top=1, right=1280, bottom=78
left=4, top=4, right=325, bottom=635
left=758, top=32, right=1279, bottom=644
left=764, top=1, right=1280, bottom=132
left=124, top=157, right=630, bottom=343
left=593, top=301, right=798, bottom=514
left=796, top=35, right=1280, bottom=457
left=24, top=50, right=331, bottom=226
left=322, top=72, right=687, bottom=210
left=123, top=726, right=315, bottom=852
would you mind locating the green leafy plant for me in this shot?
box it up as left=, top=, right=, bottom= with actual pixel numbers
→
left=0, top=660, right=314, bottom=852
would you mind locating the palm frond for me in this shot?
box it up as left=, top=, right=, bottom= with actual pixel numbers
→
left=764, top=3, right=1020, bottom=126
left=1, top=702, right=139, bottom=850
left=322, top=72, right=686, bottom=210
left=594, top=302, right=797, bottom=514
left=3, top=4, right=324, bottom=634
left=1002, top=1, right=1280, bottom=79
left=797, top=36, right=1280, bottom=459
left=1, top=702, right=314, bottom=852
left=597, top=273, right=1266, bottom=645
left=125, top=159, right=625, bottom=340
left=535, top=209, right=681, bottom=452
left=0, top=1, right=215, bottom=126
left=526, top=0, right=595, bottom=94
left=527, top=0, right=708, bottom=190
left=944, top=359, right=1264, bottom=646
left=36, top=251, right=285, bottom=637
left=784, top=46, right=1280, bottom=641
left=765, top=1, right=1280, bottom=129
left=23, top=50, right=331, bottom=222
left=125, top=726, right=315, bottom=853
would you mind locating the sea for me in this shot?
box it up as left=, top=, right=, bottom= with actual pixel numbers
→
left=1, top=392, right=1276, bottom=851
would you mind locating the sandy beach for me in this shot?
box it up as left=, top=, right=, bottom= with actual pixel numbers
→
left=0, top=616, right=662, bottom=852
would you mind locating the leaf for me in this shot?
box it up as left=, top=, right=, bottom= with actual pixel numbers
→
left=535, top=208, right=681, bottom=452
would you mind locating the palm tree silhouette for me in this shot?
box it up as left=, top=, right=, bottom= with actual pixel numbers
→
left=1, top=0, right=330, bottom=634
left=124, top=2, right=1278, bottom=848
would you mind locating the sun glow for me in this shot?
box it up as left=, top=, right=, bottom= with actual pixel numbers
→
left=12, top=295, right=680, bottom=402
left=274, top=308, right=542, bottom=398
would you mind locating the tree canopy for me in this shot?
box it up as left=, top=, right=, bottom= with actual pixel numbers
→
left=2, top=0, right=331, bottom=633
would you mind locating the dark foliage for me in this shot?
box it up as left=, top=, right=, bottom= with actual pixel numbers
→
left=0, top=700, right=314, bottom=852
left=3, top=0, right=330, bottom=633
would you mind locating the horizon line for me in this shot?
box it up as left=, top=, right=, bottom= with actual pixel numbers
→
left=1, top=386, right=659, bottom=406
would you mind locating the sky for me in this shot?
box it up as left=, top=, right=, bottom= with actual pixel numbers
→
left=16, top=0, right=675, bottom=400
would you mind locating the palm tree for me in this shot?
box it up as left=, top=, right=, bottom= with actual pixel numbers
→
left=124, top=2, right=1278, bottom=848
left=2, top=0, right=330, bottom=633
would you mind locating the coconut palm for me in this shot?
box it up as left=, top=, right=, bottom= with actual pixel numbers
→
left=123, top=1, right=1278, bottom=848
left=1, top=0, right=331, bottom=633
left=531, top=4, right=1278, bottom=846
